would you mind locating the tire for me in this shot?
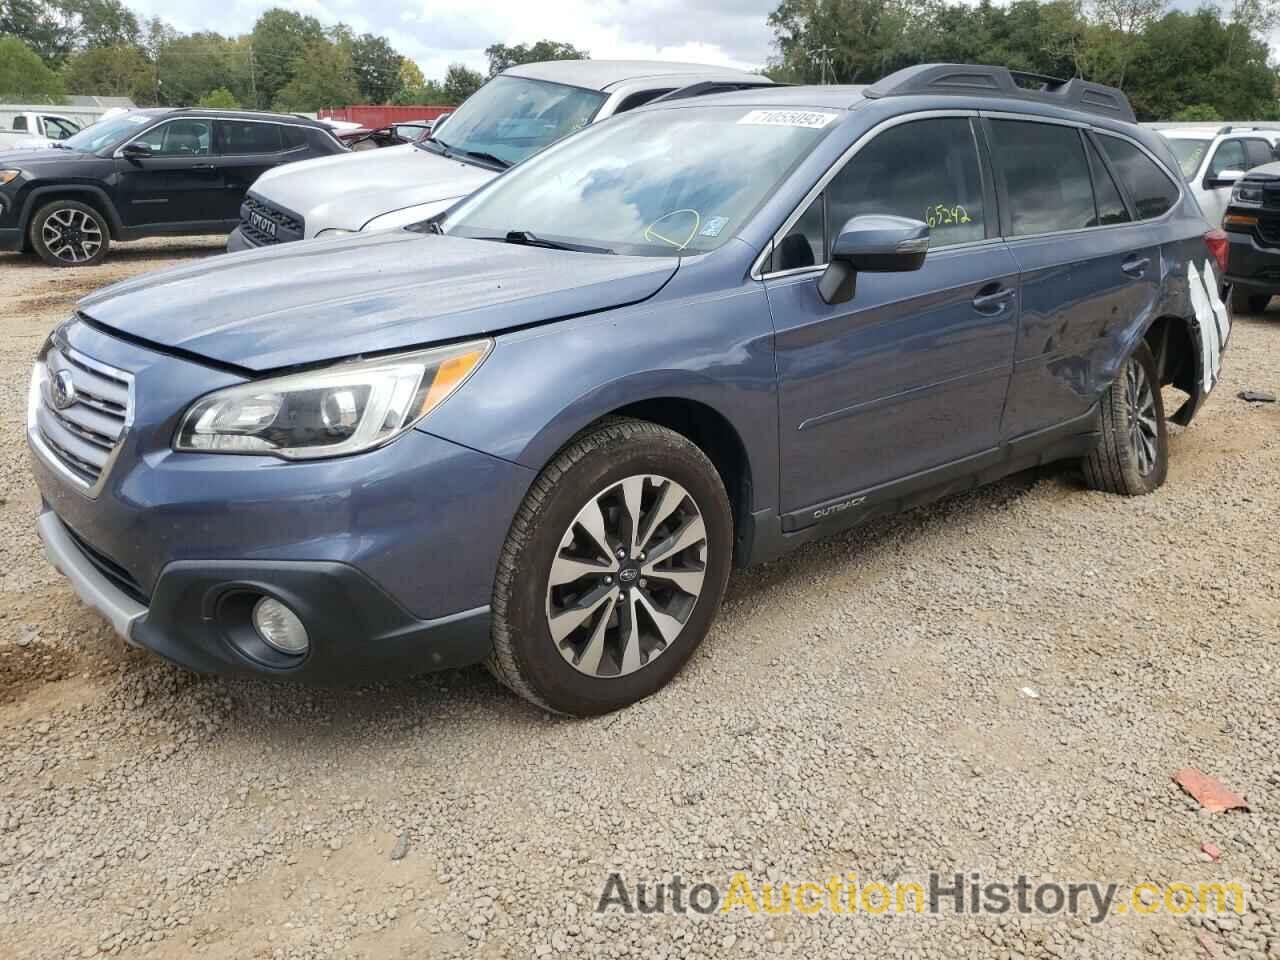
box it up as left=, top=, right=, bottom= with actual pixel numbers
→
left=1081, top=342, right=1168, bottom=496
left=487, top=418, right=733, bottom=716
left=29, top=200, right=110, bottom=267
left=1230, top=288, right=1270, bottom=315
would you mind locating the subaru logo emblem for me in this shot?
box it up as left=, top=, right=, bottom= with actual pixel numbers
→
left=51, top=369, right=77, bottom=411
left=618, top=567, right=639, bottom=584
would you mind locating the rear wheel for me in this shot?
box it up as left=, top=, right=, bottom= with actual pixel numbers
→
left=487, top=418, right=732, bottom=715
left=1082, top=342, right=1168, bottom=496
left=29, top=200, right=109, bottom=267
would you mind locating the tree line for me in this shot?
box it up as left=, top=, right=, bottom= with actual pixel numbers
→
left=0, top=0, right=588, bottom=111
left=765, top=0, right=1280, bottom=121
left=5, top=0, right=1277, bottom=119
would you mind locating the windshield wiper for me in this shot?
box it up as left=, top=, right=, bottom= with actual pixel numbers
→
left=414, top=137, right=509, bottom=170
left=453, top=149, right=510, bottom=170
left=490, top=230, right=613, bottom=255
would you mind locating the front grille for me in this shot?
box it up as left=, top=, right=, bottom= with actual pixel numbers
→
left=65, top=525, right=149, bottom=605
left=240, top=195, right=304, bottom=245
left=1256, top=216, right=1280, bottom=246
left=28, top=336, right=133, bottom=496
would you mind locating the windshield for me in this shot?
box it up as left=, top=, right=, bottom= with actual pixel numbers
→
left=445, top=105, right=840, bottom=257
left=424, top=75, right=606, bottom=167
left=1165, top=137, right=1211, bottom=179
left=62, top=112, right=154, bottom=152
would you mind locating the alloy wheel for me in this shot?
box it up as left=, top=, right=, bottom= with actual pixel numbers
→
left=1125, top=357, right=1158, bottom=476
left=545, top=474, right=708, bottom=678
left=41, top=208, right=102, bottom=264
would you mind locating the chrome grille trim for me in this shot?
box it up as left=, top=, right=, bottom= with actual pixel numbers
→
left=27, top=333, right=135, bottom=499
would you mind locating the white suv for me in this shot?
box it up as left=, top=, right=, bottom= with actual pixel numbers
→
left=227, top=60, right=769, bottom=251
left=1158, top=125, right=1280, bottom=225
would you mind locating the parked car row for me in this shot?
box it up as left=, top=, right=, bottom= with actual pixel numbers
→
left=1150, top=124, right=1280, bottom=314
left=227, top=60, right=774, bottom=248
left=27, top=63, right=1232, bottom=714
left=0, top=109, right=347, bottom=265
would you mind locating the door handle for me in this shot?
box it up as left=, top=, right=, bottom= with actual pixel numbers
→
left=1121, top=256, right=1150, bottom=278
left=972, top=285, right=1016, bottom=313
left=192, top=163, right=216, bottom=171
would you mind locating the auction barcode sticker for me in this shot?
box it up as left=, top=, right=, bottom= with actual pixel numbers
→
left=738, top=110, right=839, bottom=129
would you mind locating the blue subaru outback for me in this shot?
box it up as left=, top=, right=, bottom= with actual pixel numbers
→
left=29, top=65, right=1232, bottom=715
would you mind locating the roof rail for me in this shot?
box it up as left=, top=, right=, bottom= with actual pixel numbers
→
left=863, top=63, right=1135, bottom=124
left=650, top=80, right=781, bottom=105
left=1217, top=123, right=1280, bottom=134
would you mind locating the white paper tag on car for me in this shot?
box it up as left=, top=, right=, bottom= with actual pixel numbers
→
left=738, top=110, right=839, bottom=129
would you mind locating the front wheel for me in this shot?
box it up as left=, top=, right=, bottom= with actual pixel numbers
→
left=1081, top=342, right=1168, bottom=496
left=487, top=418, right=733, bottom=715
left=29, top=200, right=110, bottom=267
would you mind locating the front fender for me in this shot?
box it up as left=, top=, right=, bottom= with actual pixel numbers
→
left=421, top=273, right=780, bottom=514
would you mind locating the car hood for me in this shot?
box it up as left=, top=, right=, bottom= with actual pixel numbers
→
left=1242, top=160, right=1280, bottom=181
left=251, top=144, right=496, bottom=235
left=0, top=146, right=97, bottom=165
left=78, top=231, right=679, bottom=372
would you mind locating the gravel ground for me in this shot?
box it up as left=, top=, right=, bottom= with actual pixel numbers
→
left=1, top=239, right=1278, bottom=960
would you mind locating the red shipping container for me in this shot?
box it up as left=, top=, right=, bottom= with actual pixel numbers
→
left=318, top=105, right=452, bottom=128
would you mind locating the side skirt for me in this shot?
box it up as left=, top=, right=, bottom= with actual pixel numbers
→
left=742, top=405, right=1101, bottom=565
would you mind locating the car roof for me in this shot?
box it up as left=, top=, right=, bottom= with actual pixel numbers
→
left=137, top=107, right=328, bottom=128
left=503, top=59, right=766, bottom=91
left=1156, top=128, right=1221, bottom=139
left=644, top=85, right=867, bottom=111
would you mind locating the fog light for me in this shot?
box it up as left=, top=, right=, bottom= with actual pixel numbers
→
left=252, top=597, right=309, bottom=655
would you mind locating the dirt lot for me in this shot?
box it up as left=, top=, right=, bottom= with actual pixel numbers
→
left=0, top=239, right=1277, bottom=960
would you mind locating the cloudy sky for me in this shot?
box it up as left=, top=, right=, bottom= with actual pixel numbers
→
left=120, top=0, right=780, bottom=80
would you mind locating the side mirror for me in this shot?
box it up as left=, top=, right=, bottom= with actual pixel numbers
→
left=818, top=215, right=930, bottom=305
left=1210, top=169, right=1245, bottom=188
left=120, top=142, right=152, bottom=160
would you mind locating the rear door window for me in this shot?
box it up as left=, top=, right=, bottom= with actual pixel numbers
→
left=988, top=120, right=1095, bottom=236
left=217, top=120, right=284, bottom=154
left=1097, top=134, right=1180, bottom=220
left=1244, top=138, right=1274, bottom=169
left=282, top=125, right=309, bottom=150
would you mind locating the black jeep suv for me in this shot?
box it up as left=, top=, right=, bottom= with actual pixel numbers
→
left=0, top=108, right=345, bottom=267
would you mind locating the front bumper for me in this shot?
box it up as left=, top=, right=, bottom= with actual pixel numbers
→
left=38, top=509, right=492, bottom=683
left=29, top=319, right=535, bottom=682
left=1225, top=228, right=1280, bottom=295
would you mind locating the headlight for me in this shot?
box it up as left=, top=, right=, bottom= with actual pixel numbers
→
left=174, top=340, right=491, bottom=459
left=0, top=170, right=20, bottom=187
left=1232, top=180, right=1264, bottom=207
left=315, top=228, right=355, bottom=238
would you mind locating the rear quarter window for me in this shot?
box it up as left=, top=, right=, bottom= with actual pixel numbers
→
left=1099, top=134, right=1180, bottom=220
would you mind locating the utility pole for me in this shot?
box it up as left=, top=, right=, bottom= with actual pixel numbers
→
left=249, top=41, right=258, bottom=109
left=813, top=44, right=835, bottom=85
